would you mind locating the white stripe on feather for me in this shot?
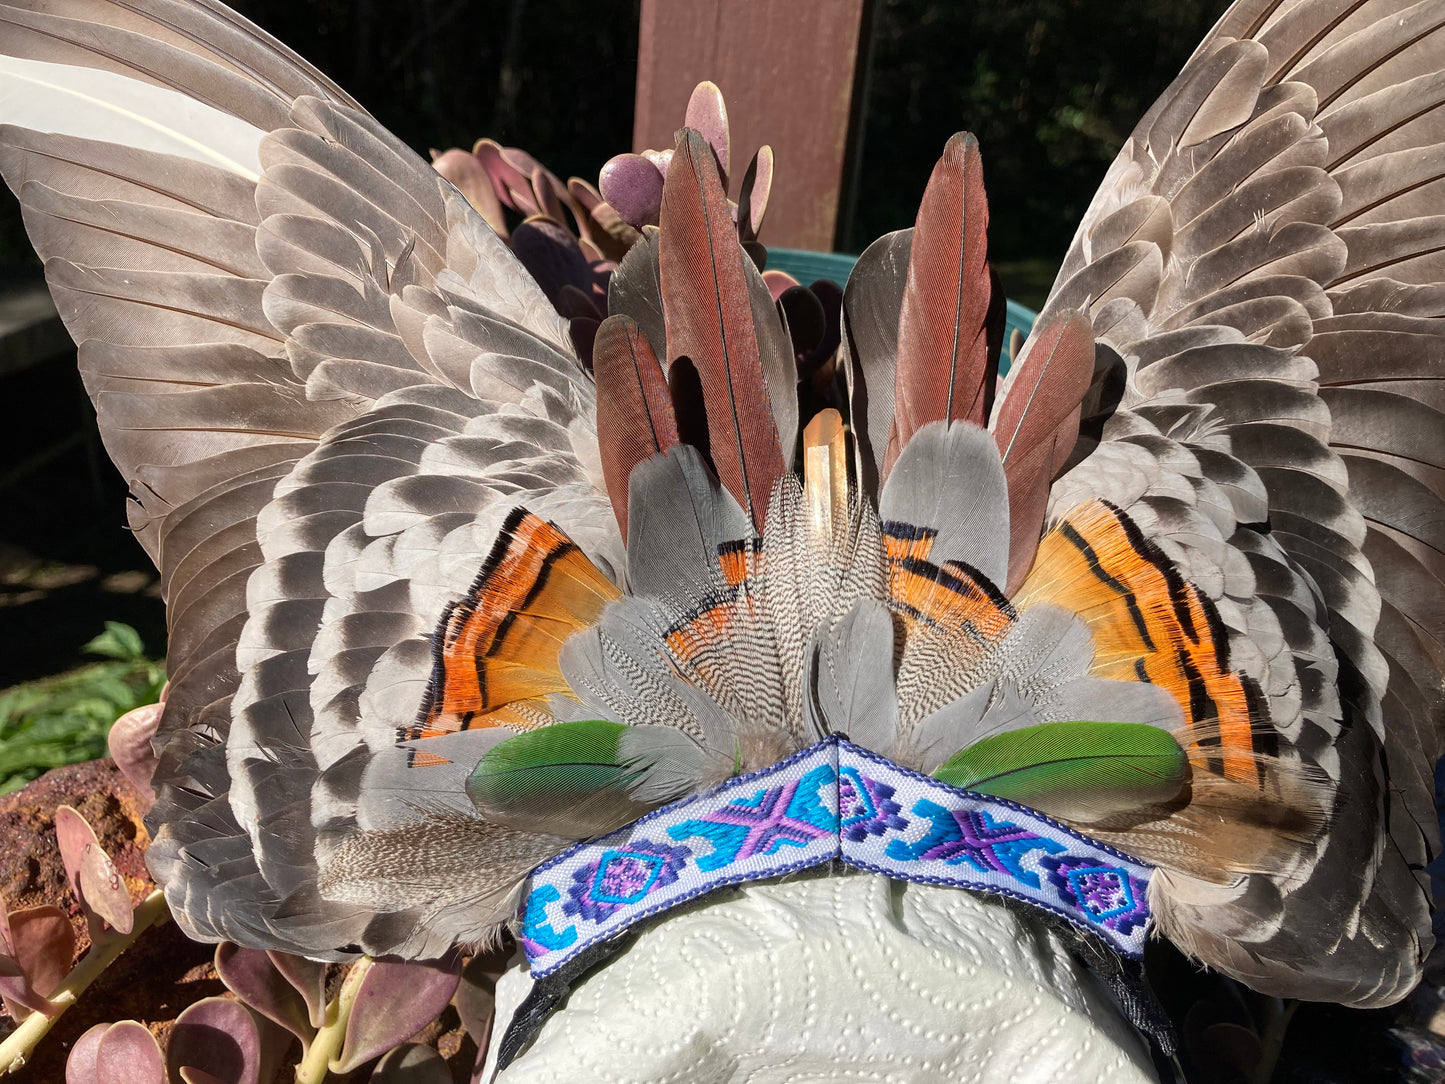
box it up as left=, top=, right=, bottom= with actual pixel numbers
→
left=0, top=54, right=264, bottom=181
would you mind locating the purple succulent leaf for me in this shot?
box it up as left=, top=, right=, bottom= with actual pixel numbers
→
left=333, top=957, right=462, bottom=1074
left=169, top=997, right=261, bottom=1084
left=66, top=1023, right=109, bottom=1084
left=95, top=1021, right=166, bottom=1084
left=737, top=145, right=774, bottom=243
left=568, top=315, right=600, bottom=370
left=431, top=148, right=507, bottom=239
left=510, top=216, right=593, bottom=307
left=455, top=949, right=508, bottom=1063
left=6, top=905, right=76, bottom=1011
left=802, top=278, right=845, bottom=378
left=554, top=283, right=604, bottom=323
left=779, top=284, right=828, bottom=359
left=684, top=81, right=730, bottom=184
left=598, top=153, right=665, bottom=229
left=214, top=944, right=314, bottom=1046
left=0, top=951, right=50, bottom=1016
left=368, top=1044, right=452, bottom=1084
left=252, top=1011, right=296, bottom=1084
left=106, top=701, right=161, bottom=806
left=78, top=835, right=133, bottom=935
left=267, top=950, right=328, bottom=1029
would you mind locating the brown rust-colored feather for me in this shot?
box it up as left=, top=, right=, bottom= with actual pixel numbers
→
left=658, top=128, right=785, bottom=529
left=593, top=314, right=680, bottom=542
left=885, top=132, right=997, bottom=477
left=990, top=310, right=1095, bottom=592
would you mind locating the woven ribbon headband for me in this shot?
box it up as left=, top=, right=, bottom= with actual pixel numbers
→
left=518, top=735, right=1154, bottom=979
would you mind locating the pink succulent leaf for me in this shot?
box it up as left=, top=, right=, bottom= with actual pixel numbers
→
left=684, top=81, right=730, bottom=184
left=576, top=236, right=606, bottom=267
left=333, top=957, right=462, bottom=1074
left=473, top=138, right=538, bottom=216
left=455, top=950, right=508, bottom=1065
left=567, top=176, right=603, bottom=213
left=762, top=269, right=800, bottom=302
left=599, top=153, right=665, bottom=229
left=267, top=950, right=328, bottom=1029
left=169, top=996, right=262, bottom=1084
left=737, top=145, right=774, bottom=242
left=106, top=702, right=161, bottom=806
left=178, top=1069, right=229, bottom=1084
left=530, top=165, right=569, bottom=226
left=510, top=217, right=594, bottom=307
left=78, top=835, right=133, bottom=935
left=430, top=148, right=507, bottom=239
left=499, top=144, right=544, bottom=176
left=368, top=1044, right=452, bottom=1084
left=53, top=805, right=95, bottom=902
left=7, top=904, right=76, bottom=1010
left=214, top=944, right=314, bottom=1045
left=94, top=1021, right=166, bottom=1084
left=66, top=1023, right=109, bottom=1084
left=641, top=147, right=673, bottom=176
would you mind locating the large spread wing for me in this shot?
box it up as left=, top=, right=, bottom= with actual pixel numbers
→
left=1030, top=0, right=1445, bottom=1006
left=0, top=0, right=619, bottom=957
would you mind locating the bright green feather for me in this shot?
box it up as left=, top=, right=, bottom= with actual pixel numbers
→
left=466, top=719, right=636, bottom=813
left=932, top=721, right=1190, bottom=821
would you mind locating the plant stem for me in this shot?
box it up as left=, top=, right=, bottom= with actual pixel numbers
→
left=295, top=956, right=373, bottom=1084
left=0, top=888, right=169, bottom=1075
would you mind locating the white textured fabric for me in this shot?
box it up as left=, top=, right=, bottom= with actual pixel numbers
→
left=489, top=869, right=1158, bottom=1083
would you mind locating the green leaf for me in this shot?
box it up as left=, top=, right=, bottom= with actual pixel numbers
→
left=0, top=624, right=164, bottom=792
left=932, top=721, right=1190, bottom=819
left=82, top=621, right=146, bottom=661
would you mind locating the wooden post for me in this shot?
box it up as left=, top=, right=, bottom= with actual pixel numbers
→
left=633, top=0, right=870, bottom=253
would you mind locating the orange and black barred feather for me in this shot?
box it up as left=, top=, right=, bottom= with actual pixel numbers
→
left=407, top=509, right=620, bottom=758
left=1015, top=500, right=1260, bottom=785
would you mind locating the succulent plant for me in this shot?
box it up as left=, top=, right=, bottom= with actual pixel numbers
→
left=0, top=803, right=169, bottom=1075
left=57, top=945, right=502, bottom=1084
left=430, top=80, right=786, bottom=375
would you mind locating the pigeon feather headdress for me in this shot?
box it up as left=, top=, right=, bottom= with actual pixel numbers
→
left=0, top=0, right=1442, bottom=1066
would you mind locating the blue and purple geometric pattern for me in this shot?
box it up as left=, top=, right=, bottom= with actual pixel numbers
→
left=518, top=736, right=1154, bottom=977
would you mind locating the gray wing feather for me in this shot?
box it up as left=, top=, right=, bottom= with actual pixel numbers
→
left=1042, top=0, right=1445, bottom=1005
left=0, top=0, right=617, bottom=956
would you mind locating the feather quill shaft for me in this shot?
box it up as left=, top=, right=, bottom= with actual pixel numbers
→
left=658, top=128, right=786, bottom=528
left=0, top=54, right=263, bottom=180
left=593, top=314, right=680, bottom=542
left=990, top=310, right=1096, bottom=592
left=885, top=132, right=998, bottom=476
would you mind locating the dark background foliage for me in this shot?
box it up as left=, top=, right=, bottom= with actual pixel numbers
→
left=0, top=0, right=1233, bottom=266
